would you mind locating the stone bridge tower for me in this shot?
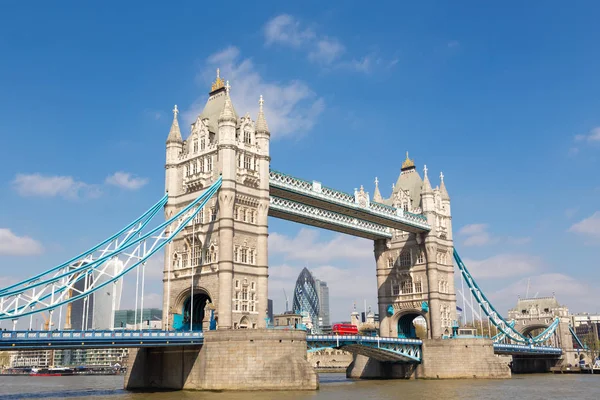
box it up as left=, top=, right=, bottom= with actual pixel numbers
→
left=373, top=154, right=456, bottom=339
left=162, top=70, right=270, bottom=331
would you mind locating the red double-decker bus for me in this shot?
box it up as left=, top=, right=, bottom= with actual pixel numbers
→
left=332, top=323, right=358, bottom=335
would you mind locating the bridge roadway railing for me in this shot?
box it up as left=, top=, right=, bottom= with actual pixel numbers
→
left=493, top=343, right=562, bottom=357
left=0, top=330, right=204, bottom=350
left=306, top=334, right=422, bottom=363
left=269, top=169, right=430, bottom=233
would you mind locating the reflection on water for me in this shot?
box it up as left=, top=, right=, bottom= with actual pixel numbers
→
left=0, top=373, right=598, bottom=400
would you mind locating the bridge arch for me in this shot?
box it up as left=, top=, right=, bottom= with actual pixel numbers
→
left=520, top=323, right=549, bottom=338
left=173, top=286, right=213, bottom=331
left=392, top=309, right=428, bottom=339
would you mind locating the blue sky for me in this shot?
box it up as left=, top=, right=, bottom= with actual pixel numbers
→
left=1, top=1, right=600, bottom=326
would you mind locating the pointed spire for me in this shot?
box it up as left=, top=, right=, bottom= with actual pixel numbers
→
left=440, top=171, right=450, bottom=199
left=373, top=177, right=383, bottom=203
left=166, top=105, right=183, bottom=144
left=256, top=95, right=270, bottom=134
left=218, top=81, right=236, bottom=123
left=421, top=164, right=433, bottom=193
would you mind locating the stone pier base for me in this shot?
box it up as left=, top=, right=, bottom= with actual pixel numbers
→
left=124, top=329, right=318, bottom=391
left=347, top=338, right=511, bottom=380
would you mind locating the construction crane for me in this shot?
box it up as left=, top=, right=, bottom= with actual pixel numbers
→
left=283, top=289, right=289, bottom=313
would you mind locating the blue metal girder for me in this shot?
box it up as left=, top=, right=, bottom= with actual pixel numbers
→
left=493, top=343, right=562, bottom=356
left=306, top=335, right=422, bottom=363
left=0, top=330, right=204, bottom=350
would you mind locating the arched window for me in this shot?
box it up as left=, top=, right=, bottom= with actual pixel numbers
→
left=200, top=138, right=205, bottom=150
left=241, top=248, right=248, bottom=263
left=401, top=277, right=413, bottom=294
left=244, top=156, right=251, bottom=170
left=417, top=251, right=425, bottom=264
left=207, top=156, right=213, bottom=171
left=182, top=246, right=189, bottom=268
left=387, top=258, right=394, bottom=268
left=192, top=242, right=201, bottom=266
left=244, top=130, right=251, bottom=144
left=414, top=278, right=422, bottom=293
left=193, top=139, right=198, bottom=153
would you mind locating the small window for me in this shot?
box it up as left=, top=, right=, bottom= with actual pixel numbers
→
left=392, top=284, right=400, bottom=296
left=244, top=130, right=251, bottom=144
left=207, top=156, right=213, bottom=171
left=210, top=208, right=217, bottom=221
left=241, top=248, right=248, bottom=263
left=235, top=280, right=240, bottom=289
left=200, top=138, right=205, bottom=150
left=193, top=139, right=198, bottom=153
left=251, top=282, right=255, bottom=290
left=417, top=251, right=424, bottom=264
left=387, top=258, right=394, bottom=268
left=400, top=251, right=411, bottom=267
left=244, top=156, right=251, bottom=170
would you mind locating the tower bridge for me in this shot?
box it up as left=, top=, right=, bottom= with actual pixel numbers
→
left=0, top=70, right=579, bottom=390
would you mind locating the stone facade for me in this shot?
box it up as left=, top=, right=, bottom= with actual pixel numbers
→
left=374, top=155, right=457, bottom=339
left=124, top=329, right=318, bottom=391
left=163, top=71, right=270, bottom=331
left=347, top=338, right=511, bottom=379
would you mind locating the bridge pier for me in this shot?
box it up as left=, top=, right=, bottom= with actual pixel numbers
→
left=124, top=329, right=317, bottom=391
left=347, top=338, right=511, bottom=380
left=510, top=357, right=560, bottom=373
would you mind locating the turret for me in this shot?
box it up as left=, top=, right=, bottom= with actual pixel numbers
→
left=255, top=95, right=270, bottom=157
left=420, top=165, right=435, bottom=212
left=165, top=105, right=182, bottom=195
left=218, top=81, right=237, bottom=147
left=372, top=177, right=383, bottom=203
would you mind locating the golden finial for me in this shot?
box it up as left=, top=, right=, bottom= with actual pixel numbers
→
left=401, top=151, right=415, bottom=170
left=211, top=68, right=225, bottom=92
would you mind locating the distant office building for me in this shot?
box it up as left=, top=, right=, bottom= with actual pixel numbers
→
left=114, top=308, right=162, bottom=330
left=315, top=279, right=330, bottom=331
left=267, top=299, right=273, bottom=323
left=293, top=268, right=321, bottom=332
left=68, top=259, right=124, bottom=330
left=292, top=268, right=331, bottom=333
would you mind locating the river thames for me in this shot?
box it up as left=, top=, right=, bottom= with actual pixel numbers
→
left=0, top=373, right=596, bottom=399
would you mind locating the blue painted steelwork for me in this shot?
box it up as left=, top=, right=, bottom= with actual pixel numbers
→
left=0, top=330, right=203, bottom=350
left=0, top=177, right=222, bottom=321
left=569, top=325, right=587, bottom=349
left=493, top=343, right=562, bottom=356
left=306, top=335, right=422, bottom=363
left=454, top=249, right=559, bottom=345
left=0, top=194, right=168, bottom=296
left=269, top=169, right=430, bottom=231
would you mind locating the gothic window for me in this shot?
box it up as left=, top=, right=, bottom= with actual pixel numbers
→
left=414, top=279, right=422, bottom=293
left=173, top=254, right=179, bottom=269
left=182, top=251, right=188, bottom=268
left=207, top=156, right=213, bottom=171
left=200, top=138, right=205, bottom=150
left=244, top=130, right=251, bottom=144
left=235, top=280, right=240, bottom=289
left=392, top=284, right=400, bottom=296
left=400, top=251, right=411, bottom=267
left=242, top=288, right=248, bottom=300
left=210, top=208, right=217, bottom=222
left=238, top=155, right=242, bottom=168
left=244, top=155, right=251, bottom=170
left=198, top=208, right=204, bottom=223
left=249, top=250, right=255, bottom=264
left=250, top=304, right=255, bottom=312
left=242, top=208, right=247, bottom=222
left=193, top=139, right=198, bottom=153
left=387, top=258, right=394, bottom=268
left=251, top=281, right=255, bottom=291
left=192, top=242, right=201, bottom=266
left=235, top=303, right=239, bottom=311
left=250, top=211, right=255, bottom=224
left=241, top=248, right=248, bottom=263
left=234, top=246, right=239, bottom=262
left=242, top=304, right=248, bottom=312
left=417, top=251, right=425, bottom=264
left=403, top=202, right=409, bottom=212
left=185, top=164, right=190, bottom=177
left=199, top=158, right=205, bottom=173
left=401, top=278, right=413, bottom=294
left=203, top=249, right=209, bottom=264
left=190, top=161, right=196, bottom=175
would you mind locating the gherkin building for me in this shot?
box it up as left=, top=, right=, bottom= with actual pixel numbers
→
left=292, top=267, right=320, bottom=333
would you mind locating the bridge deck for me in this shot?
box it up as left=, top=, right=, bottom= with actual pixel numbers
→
left=269, top=170, right=430, bottom=234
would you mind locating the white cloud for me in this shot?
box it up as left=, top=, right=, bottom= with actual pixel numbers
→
left=458, top=223, right=529, bottom=247
left=308, top=38, right=345, bottom=65
left=488, top=273, right=599, bottom=316
left=568, top=212, right=600, bottom=239
left=461, top=253, right=541, bottom=279
left=105, top=172, right=149, bottom=190
left=264, top=14, right=315, bottom=47
left=0, top=228, right=44, bottom=256
left=269, top=228, right=372, bottom=263
left=458, top=223, right=494, bottom=247
left=187, top=46, right=325, bottom=138
left=575, top=127, right=600, bottom=142
left=12, top=173, right=101, bottom=199
left=262, top=14, right=393, bottom=74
